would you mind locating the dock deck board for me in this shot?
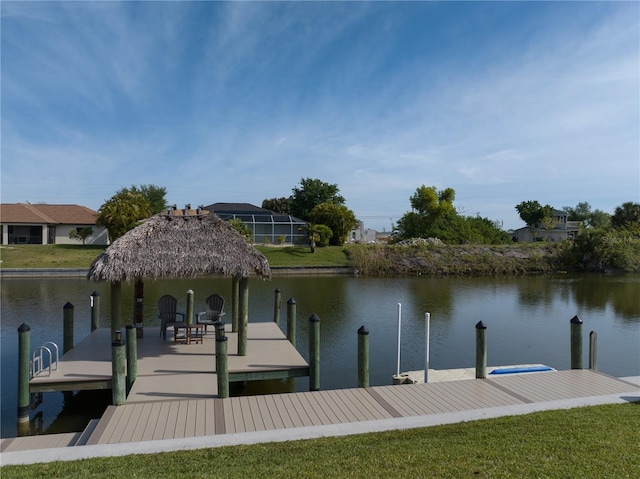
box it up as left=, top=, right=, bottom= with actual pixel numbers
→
left=3, top=370, right=637, bottom=455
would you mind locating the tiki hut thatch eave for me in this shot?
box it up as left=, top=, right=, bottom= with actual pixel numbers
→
left=87, top=210, right=271, bottom=282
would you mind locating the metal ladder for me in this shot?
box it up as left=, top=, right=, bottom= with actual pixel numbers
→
left=30, top=341, right=59, bottom=409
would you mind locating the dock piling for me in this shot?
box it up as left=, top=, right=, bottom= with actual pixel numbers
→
left=357, top=325, right=369, bottom=388
left=238, top=277, right=249, bottom=356
left=231, top=277, right=239, bottom=333
left=111, top=330, right=126, bottom=406
left=589, top=330, right=598, bottom=370
left=63, top=302, right=74, bottom=354
left=186, top=290, right=194, bottom=326
left=17, top=323, right=31, bottom=435
left=287, top=298, right=297, bottom=347
left=126, top=325, right=138, bottom=393
left=134, top=279, right=144, bottom=338
left=309, top=314, right=320, bottom=391
left=273, top=288, right=281, bottom=325
left=570, top=315, right=583, bottom=369
left=111, top=281, right=122, bottom=341
left=91, top=291, right=100, bottom=332
left=216, top=336, right=229, bottom=398
left=475, top=321, right=487, bottom=379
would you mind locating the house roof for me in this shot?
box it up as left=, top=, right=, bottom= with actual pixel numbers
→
left=0, top=203, right=98, bottom=225
left=204, top=203, right=306, bottom=224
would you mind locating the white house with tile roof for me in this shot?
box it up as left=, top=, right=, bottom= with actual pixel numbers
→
left=0, top=203, right=108, bottom=245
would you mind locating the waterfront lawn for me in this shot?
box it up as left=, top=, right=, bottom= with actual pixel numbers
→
left=0, top=245, right=350, bottom=269
left=0, top=245, right=106, bottom=268
left=255, top=245, right=350, bottom=267
left=2, top=403, right=639, bottom=478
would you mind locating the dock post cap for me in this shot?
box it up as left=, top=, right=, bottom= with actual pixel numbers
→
left=309, top=313, right=320, bottom=322
left=357, top=325, right=369, bottom=335
left=63, top=302, right=74, bottom=309
left=17, top=323, right=31, bottom=332
left=91, top=291, right=100, bottom=297
left=570, top=315, right=583, bottom=324
left=287, top=297, right=296, bottom=305
left=125, top=324, right=135, bottom=330
left=475, top=321, right=487, bottom=330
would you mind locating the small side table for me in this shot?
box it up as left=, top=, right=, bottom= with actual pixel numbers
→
left=173, top=324, right=204, bottom=344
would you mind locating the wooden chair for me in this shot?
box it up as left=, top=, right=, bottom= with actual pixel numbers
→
left=158, top=294, right=185, bottom=340
left=196, top=294, right=226, bottom=333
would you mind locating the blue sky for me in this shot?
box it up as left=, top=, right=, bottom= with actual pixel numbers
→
left=2, top=1, right=638, bottom=231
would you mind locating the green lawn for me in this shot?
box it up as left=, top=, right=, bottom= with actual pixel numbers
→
left=2, top=403, right=638, bottom=478
left=0, top=245, right=349, bottom=269
left=0, top=245, right=107, bottom=268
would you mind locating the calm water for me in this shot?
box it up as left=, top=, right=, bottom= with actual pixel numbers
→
left=1, top=273, right=639, bottom=438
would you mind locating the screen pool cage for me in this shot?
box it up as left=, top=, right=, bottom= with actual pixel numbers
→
left=205, top=204, right=309, bottom=245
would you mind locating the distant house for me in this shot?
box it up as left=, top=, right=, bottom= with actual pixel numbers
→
left=513, top=209, right=580, bottom=242
left=204, top=203, right=308, bottom=245
left=348, top=222, right=389, bottom=244
left=0, top=203, right=108, bottom=245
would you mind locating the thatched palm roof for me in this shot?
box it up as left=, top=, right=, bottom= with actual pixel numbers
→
left=87, top=208, right=271, bottom=282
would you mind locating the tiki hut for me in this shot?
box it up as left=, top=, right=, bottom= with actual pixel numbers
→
left=87, top=206, right=271, bottom=347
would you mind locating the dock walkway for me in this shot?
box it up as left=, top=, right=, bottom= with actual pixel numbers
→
left=2, top=370, right=638, bottom=465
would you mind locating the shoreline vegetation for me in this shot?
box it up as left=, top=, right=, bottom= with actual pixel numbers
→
left=2, top=240, right=638, bottom=275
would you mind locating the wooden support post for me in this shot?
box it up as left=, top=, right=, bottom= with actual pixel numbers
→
left=570, top=315, right=583, bottom=369
left=216, top=336, right=229, bottom=399
left=357, top=325, right=369, bottom=388
left=63, top=302, right=74, bottom=354
left=238, top=277, right=249, bottom=356
left=273, top=288, right=282, bottom=325
left=17, top=323, right=30, bottom=435
left=475, top=321, right=487, bottom=379
left=111, top=330, right=126, bottom=406
left=589, top=330, right=598, bottom=371
left=91, top=291, right=100, bottom=332
left=111, top=281, right=122, bottom=341
left=287, top=298, right=297, bottom=347
left=309, top=313, right=320, bottom=391
left=231, top=276, right=239, bottom=333
left=133, top=279, right=144, bottom=338
left=186, top=289, right=194, bottom=326
left=126, top=324, right=138, bottom=394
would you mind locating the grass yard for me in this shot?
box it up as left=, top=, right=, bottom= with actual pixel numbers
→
left=0, top=245, right=350, bottom=269
left=1, top=403, right=639, bottom=478
left=0, top=245, right=107, bottom=268
left=255, top=245, right=350, bottom=267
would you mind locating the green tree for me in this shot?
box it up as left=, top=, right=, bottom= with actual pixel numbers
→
left=310, top=202, right=358, bottom=246
left=262, top=197, right=292, bottom=215
left=290, top=178, right=345, bottom=221
left=229, top=218, right=253, bottom=243
left=563, top=202, right=611, bottom=229
left=395, top=186, right=456, bottom=240
left=123, top=185, right=168, bottom=214
left=515, top=200, right=553, bottom=240
left=96, top=190, right=152, bottom=242
left=68, top=227, right=93, bottom=245
left=611, top=202, right=640, bottom=228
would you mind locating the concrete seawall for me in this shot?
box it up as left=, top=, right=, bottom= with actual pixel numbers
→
left=0, top=266, right=353, bottom=278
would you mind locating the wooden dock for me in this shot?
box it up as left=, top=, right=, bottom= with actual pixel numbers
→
left=2, top=370, right=637, bottom=460
left=29, top=323, right=309, bottom=398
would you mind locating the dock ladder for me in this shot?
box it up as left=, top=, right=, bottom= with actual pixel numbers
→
left=30, top=341, right=59, bottom=409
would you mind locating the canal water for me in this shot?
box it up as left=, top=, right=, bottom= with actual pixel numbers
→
left=1, top=273, right=639, bottom=438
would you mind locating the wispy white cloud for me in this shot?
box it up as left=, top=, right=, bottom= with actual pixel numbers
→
left=1, top=2, right=637, bottom=230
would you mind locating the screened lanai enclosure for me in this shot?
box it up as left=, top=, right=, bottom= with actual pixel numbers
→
left=205, top=203, right=309, bottom=245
